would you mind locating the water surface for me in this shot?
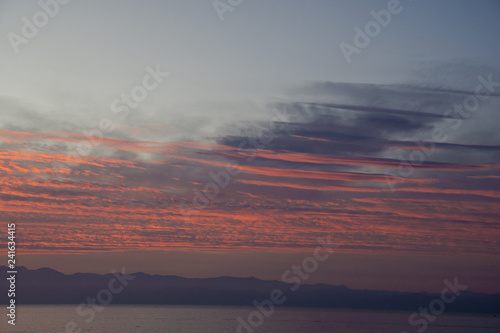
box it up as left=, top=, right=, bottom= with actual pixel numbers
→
left=2, top=305, right=498, bottom=333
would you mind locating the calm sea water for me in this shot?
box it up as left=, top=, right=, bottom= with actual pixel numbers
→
left=1, top=305, right=498, bottom=333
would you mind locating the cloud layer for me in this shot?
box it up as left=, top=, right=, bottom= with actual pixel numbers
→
left=1, top=79, right=499, bottom=255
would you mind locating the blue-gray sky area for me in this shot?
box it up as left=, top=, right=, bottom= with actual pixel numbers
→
left=0, top=0, right=499, bottom=293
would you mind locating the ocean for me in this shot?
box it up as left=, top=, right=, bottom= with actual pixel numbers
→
left=1, top=305, right=498, bottom=333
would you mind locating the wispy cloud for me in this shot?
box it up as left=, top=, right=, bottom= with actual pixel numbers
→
left=0, top=78, right=499, bottom=256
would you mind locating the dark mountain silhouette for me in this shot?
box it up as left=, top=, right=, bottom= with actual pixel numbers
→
left=1, top=266, right=499, bottom=314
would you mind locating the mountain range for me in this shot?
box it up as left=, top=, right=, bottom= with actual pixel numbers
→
left=1, top=266, right=499, bottom=314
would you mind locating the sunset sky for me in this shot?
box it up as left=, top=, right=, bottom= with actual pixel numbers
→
left=1, top=0, right=499, bottom=293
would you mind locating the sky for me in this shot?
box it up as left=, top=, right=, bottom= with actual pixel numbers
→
left=0, top=0, right=499, bottom=293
